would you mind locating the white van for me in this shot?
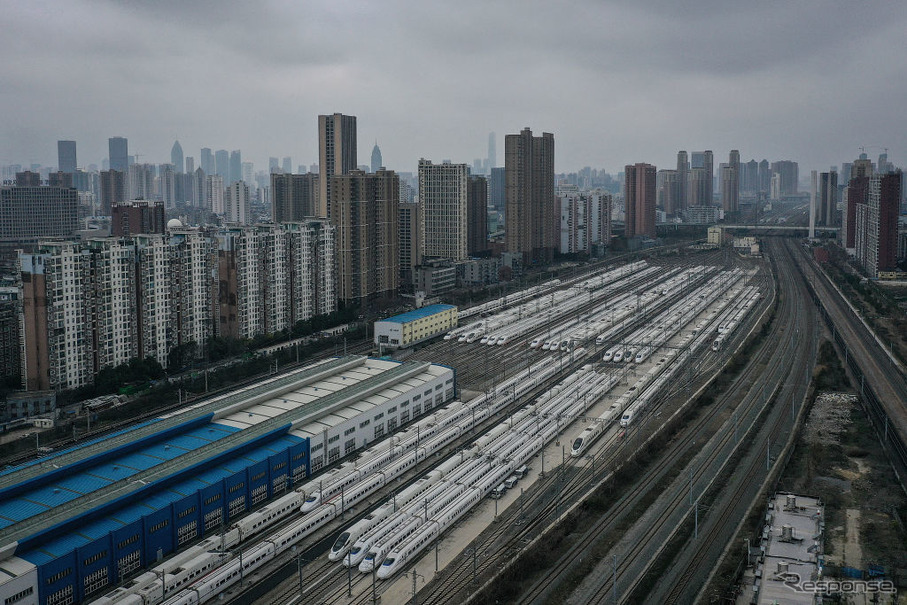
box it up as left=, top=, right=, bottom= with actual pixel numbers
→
left=504, top=475, right=519, bottom=489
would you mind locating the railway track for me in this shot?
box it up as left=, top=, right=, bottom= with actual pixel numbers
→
left=504, top=259, right=790, bottom=604
left=235, top=346, right=597, bottom=605
left=792, top=240, right=907, bottom=492
left=404, top=263, right=772, bottom=604
left=247, top=257, right=734, bottom=604
left=629, top=237, right=817, bottom=605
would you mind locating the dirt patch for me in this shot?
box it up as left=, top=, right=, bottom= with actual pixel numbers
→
left=844, top=508, right=864, bottom=569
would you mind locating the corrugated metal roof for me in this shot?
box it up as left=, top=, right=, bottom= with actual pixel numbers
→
left=377, top=304, right=456, bottom=325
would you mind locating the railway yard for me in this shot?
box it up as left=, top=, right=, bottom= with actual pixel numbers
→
left=14, top=236, right=907, bottom=605
left=205, top=246, right=788, bottom=605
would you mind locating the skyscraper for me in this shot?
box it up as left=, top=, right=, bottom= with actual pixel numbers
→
left=758, top=159, right=771, bottom=193
left=624, top=163, right=657, bottom=239
left=185, top=156, right=195, bottom=174
left=504, top=127, right=556, bottom=265
left=742, top=159, right=759, bottom=194
left=689, top=151, right=713, bottom=206
left=721, top=150, right=740, bottom=214
left=99, top=169, right=126, bottom=215
left=418, top=159, right=469, bottom=261
left=371, top=142, right=383, bottom=173
left=398, top=202, right=422, bottom=287
left=225, top=181, right=250, bottom=224
left=111, top=200, right=166, bottom=237
left=330, top=169, right=398, bottom=304
left=215, top=150, right=229, bottom=182
left=57, top=140, right=77, bottom=174
left=844, top=175, right=868, bottom=248
left=230, top=150, right=242, bottom=184
left=200, top=148, right=214, bottom=175
left=0, top=174, right=79, bottom=240
left=489, top=167, right=505, bottom=211
left=271, top=173, right=318, bottom=222
left=852, top=154, right=873, bottom=179
left=282, top=157, right=292, bottom=175
left=657, top=169, right=679, bottom=215
left=818, top=171, right=838, bottom=227
left=854, top=172, right=901, bottom=276
left=318, top=113, right=357, bottom=218
left=771, top=160, right=799, bottom=196
left=109, top=137, right=129, bottom=172
left=676, top=151, right=689, bottom=210
left=171, top=140, right=184, bottom=173
left=468, top=176, right=488, bottom=256
left=487, top=132, right=496, bottom=171
left=159, top=163, right=176, bottom=208
left=207, top=175, right=224, bottom=213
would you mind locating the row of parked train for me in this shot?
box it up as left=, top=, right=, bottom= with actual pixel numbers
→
left=95, top=349, right=570, bottom=605
left=570, top=272, right=762, bottom=457
left=531, top=265, right=717, bottom=354
left=444, top=261, right=650, bottom=346
left=457, top=280, right=561, bottom=321
left=329, top=360, right=618, bottom=580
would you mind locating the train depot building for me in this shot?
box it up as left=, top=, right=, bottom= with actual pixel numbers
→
left=0, top=356, right=454, bottom=605
left=373, top=304, right=458, bottom=350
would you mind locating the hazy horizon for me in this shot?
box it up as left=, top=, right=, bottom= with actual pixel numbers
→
left=2, top=0, right=905, bottom=175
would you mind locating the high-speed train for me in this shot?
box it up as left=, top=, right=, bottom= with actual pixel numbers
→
left=103, top=353, right=571, bottom=605
left=572, top=271, right=759, bottom=457
left=372, top=363, right=616, bottom=580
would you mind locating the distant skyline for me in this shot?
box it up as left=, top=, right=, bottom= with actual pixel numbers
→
left=2, top=0, right=905, bottom=174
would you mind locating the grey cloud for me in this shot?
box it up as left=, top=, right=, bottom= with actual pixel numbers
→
left=0, top=0, right=905, bottom=173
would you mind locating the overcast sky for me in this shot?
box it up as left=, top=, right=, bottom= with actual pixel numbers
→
left=2, top=0, right=905, bottom=175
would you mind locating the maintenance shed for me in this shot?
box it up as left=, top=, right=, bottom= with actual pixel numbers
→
left=373, top=304, right=458, bottom=350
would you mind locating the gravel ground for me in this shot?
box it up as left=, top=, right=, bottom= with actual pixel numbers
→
left=803, top=391, right=858, bottom=445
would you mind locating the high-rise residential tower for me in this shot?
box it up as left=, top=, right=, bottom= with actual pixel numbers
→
left=657, top=170, right=680, bottom=215
left=818, top=171, right=838, bottom=227
left=57, top=140, right=77, bottom=174
left=318, top=113, right=357, bottom=218
left=624, top=163, right=657, bottom=239
left=418, top=159, right=469, bottom=261
left=721, top=149, right=740, bottom=214
left=676, top=151, right=689, bottom=210
left=771, top=160, right=799, bottom=196
left=271, top=173, right=318, bottom=222
left=330, top=169, right=398, bottom=304
left=171, top=140, right=184, bottom=173
left=467, top=176, right=488, bottom=256
left=109, top=137, right=129, bottom=172
left=854, top=172, right=901, bottom=277
left=689, top=151, right=713, bottom=206
left=504, top=127, right=556, bottom=265
left=99, top=169, right=126, bottom=215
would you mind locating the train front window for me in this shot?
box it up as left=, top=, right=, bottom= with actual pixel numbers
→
left=332, top=532, right=350, bottom=550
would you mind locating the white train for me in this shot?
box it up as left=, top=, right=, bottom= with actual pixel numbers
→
left=573, top=270, right=759, bottom=456
left=336, top=362, right=614, bottom=581
left=113, top=351, right=573, bottom=605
